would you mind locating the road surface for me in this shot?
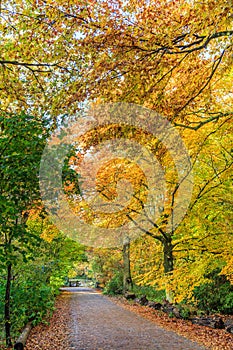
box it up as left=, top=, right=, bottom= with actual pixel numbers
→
left=65, top=287, right=206, bottom=350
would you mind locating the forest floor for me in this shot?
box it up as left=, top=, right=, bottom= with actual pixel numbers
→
left=1, top=287, right=232, bottom=350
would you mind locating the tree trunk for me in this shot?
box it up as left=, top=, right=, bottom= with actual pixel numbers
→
left=163, top=238, right=174, bottom=302
left=163, top=238, right=174, bottom=273
left=123, top=236, right=133, bottom=294
left=5, top=262, right=12, bottom=347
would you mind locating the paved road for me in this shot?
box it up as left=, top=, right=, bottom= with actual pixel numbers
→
left=64, top=287, right=206, bottom=350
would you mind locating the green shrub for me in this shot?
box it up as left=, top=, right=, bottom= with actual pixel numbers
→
left=103, top=272, right=123, bottom=295
left=193, top=270, right=233, bottom=314
left=0, top=275, right=57, bottom=345
left=178, top=305, right=191, bottom=319
left=133, top=285, right=165, bottom=302
left=11, top=279, right=55, bottom=331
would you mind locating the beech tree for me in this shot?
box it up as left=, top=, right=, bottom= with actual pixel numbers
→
left=129, top=120, right=233, bottom=301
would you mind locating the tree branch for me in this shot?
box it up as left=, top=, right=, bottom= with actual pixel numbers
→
left=126, top=214, right=164, bottom=242
left=173, top=48, right=226, bottom=117
left=0, top=60, right=61, bottom=72
left=174, top=113, right=232, bottom=130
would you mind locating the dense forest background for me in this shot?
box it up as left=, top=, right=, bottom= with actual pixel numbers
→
left=0, top=0, right=232, bottom=347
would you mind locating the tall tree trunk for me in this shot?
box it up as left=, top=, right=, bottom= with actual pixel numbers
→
left=163, top=238, right=174, bottom=302
left=123, top=236, right=133, bottom=294
left=163, top=238, right=174, bottom=273
left=5, top=262, right=12, bottom=347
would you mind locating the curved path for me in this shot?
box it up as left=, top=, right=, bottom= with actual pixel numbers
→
left=65, top=287, right=206, bottom=350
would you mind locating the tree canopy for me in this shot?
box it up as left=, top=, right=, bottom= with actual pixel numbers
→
left=0, top=0, right=232, bottom=346
left=0, top=0, right=232, bottom=124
